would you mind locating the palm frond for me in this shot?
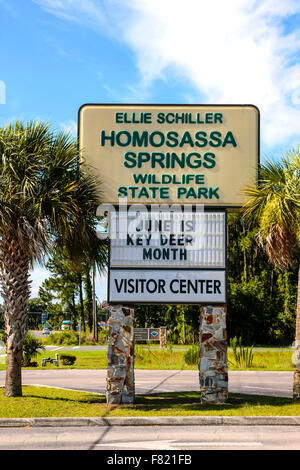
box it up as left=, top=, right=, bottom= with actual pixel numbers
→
left=0, top=120, right=107, bottom=270
left=241, top=151, right=300, bottom=270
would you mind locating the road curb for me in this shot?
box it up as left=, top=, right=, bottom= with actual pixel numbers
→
left=0, top=416, right=300, bottom=427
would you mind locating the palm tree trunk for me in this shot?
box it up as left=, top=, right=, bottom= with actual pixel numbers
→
left=293, top=265, right=300, bottom=402
left=0, top=237, right=30, bottom=397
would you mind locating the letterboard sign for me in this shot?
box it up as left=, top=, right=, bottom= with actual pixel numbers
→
left=108, top=209, right=226, bottom=304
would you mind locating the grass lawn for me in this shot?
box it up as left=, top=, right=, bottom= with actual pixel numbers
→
left=0, top=387, right=299, bottom=418
left=0, top=348, right=294, bottom=371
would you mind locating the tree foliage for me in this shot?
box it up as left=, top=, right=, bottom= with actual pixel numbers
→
left=241, top=149, right=300, bottom=401
left=35, top=211, right=299, bottom=346
left=0, top=120, right=104, bottom=396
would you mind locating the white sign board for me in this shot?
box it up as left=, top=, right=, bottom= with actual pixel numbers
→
left=109, top=211, right=226, bottom=269
left=109, top=269, right=226, bottom=304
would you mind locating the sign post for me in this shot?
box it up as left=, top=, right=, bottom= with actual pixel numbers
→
left=79, top=103, right=259, bottom=404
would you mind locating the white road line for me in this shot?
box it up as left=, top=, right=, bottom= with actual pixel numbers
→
left=242, top=386, right=287, bottom=392
left=24, top=384, right=103, bottom=394
left=174, top=442, right=263, bottom=447
left=95, top=440, right=175, bottom=450
left=94, top=440, right=263, bottom=449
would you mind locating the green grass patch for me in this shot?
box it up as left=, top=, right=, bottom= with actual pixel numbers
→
left=228, top=350, right=294, bottom=371
left=0, top=387, right=299, bottom=418
left=0, top=349, right=294, bottom=371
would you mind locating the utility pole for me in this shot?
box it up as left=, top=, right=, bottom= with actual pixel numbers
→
left=92, top=262, right=98, bottom=341
left=79, top=320, right=81, bottom=346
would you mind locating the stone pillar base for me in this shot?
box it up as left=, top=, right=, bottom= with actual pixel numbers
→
left=199, top=305, right=228, bottom=403
left=106, top=305, right=135, bottom=404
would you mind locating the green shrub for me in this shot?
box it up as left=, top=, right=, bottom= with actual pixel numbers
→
left=229, top=336, right=254, bottom=368
left=60, top=354, right=77, bottom=365
left=44, top=327, right=108, bottom=346
left=23, top=332, right=45, bottom=367
left=184, top=345, right=199, bottom=365
left=166, top=337, right=175, bottom=353
left=134, top=344, right=144, bottom=361
left=98, top=328, right=109, bottom=344
left=81, top=328, right=108, bottom=345
left=44, top=330, right=78, bottom=346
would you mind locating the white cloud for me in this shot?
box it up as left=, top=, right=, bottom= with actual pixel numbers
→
left=0, top=80, right=6, bottom=104
left=29, top=267, right=50, bottom=298
left=60, top=119, right=77, bottom=136
left=35, top=0, right=300, bottom=150
left=34, top=0, right=103, bottom=23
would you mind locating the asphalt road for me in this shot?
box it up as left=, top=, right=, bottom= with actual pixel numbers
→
left=0, top=424, right=299, bottom=450
left=0, top=369, right=293, bottom=397
left=0, top=370, right=296, bottom=451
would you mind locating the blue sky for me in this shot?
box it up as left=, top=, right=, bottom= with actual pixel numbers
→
left=0, top=0, right=300, bottom=301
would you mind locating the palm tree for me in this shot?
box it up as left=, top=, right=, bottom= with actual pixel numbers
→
left=242, top=150, right=300, bottom=401
left=0, top=120, right=103, bottom=397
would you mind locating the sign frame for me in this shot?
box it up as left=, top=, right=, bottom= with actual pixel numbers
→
left=134, top=328, right=161, bottom=341
left=78, top=103, right=259, bottom=305
left=108, top=267, right=227, bottom=305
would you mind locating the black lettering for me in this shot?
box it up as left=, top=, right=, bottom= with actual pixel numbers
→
left=170, top=279, right=179, bottom=293
left=146, top=279, right=157, bottom=293
left=114, top=279, right=125, bottom=293
left=158, top=279, right=166, bottom=293
left=214, top=280, right=221, bottom=294
left=143, top=248, right=152, bottom=260
left=206, top=280, right=213, bottom=293
left=127, top=234, right=134, bottom=246
left=127, top=279, right=135, bottom=293
left=187, top=279, right=197, bottom=293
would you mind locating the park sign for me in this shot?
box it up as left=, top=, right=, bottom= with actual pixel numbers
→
left=78, top=104, right=259, bottom=207
left=109, top=210, right=226, bottom=269
left=134, top=328, right=161, bottom=341
left=108, top=208, right=227, bottom=304
left=78, top=103, right=258, bottom=304
left=109, top=269, right=226, bottom=304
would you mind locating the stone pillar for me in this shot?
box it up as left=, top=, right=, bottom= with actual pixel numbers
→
left=160, top=327, right=167, bottom=349
left=106, top=305, right=135, bottom=404
left=199, top=305, right=228, bottom=403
